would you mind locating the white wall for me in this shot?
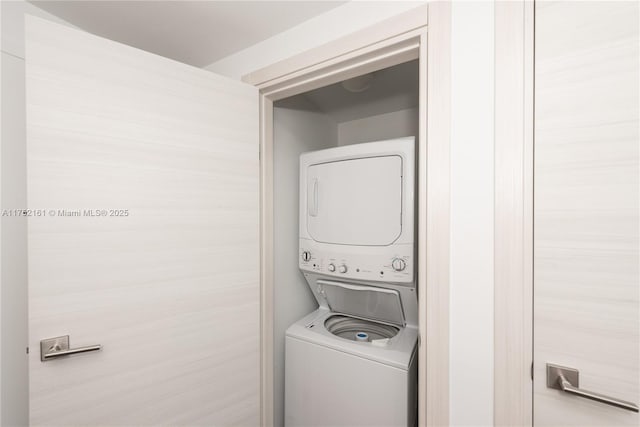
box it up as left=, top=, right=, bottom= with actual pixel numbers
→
left=207, top=2, right=495, bottom=425
left=2, top=0, right=75, bottom=57
left=1, top=52, right=28, bottom=427
left=205, top=1, right=427, bottom=80
left=337, top=108, right=418, bottom=146
left=273, top=99, right=337, bottom=427
left=0, top=2, right=75, bottom=425
left=0, top=3, right=3, bottom=422
left=449, top=2, right=494, bottom=426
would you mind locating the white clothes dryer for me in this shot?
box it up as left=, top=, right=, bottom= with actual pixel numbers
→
left=298, top=137, right=415, bottom=283
left=285, top=137, right=418, bottom=427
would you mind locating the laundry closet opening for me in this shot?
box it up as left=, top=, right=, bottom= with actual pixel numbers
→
left=271, top=59, right=419, bottom=427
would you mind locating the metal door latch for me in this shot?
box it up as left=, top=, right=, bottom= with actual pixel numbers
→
left=547, top=363, right=638, bottom=412
left=40, top=335, right=102, bottom=362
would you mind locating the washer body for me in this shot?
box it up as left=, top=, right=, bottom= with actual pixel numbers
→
left=285, top=308, right=418, bottom=427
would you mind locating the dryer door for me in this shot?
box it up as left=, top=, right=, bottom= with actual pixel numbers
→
left=306, top=155, right=403, bottom=246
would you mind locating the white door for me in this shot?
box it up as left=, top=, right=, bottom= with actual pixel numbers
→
left=534, top=1, right=639, bottom=425
left=26, top=16, right=259, bottom=425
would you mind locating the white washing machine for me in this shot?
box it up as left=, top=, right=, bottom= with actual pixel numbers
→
left=285, top=137, right=417, bottom=427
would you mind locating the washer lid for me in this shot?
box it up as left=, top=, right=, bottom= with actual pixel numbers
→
left=317, top=280, right=406, bottom=326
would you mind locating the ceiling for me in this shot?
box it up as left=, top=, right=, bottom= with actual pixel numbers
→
left=277, top=60, right=419, bottom=123
left=28, top=1, right=346, bottom=67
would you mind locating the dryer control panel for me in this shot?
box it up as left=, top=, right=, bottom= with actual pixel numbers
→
left=299, top=240, right=414, bottom=284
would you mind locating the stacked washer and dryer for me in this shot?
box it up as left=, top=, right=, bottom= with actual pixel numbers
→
left=285, top=137, right=418, bottom=427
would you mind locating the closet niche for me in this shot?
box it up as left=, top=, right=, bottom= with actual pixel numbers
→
left=271, top=59, right=419, bottom=427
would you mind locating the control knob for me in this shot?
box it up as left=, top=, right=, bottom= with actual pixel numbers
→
left=391, top=258, right=406, bottom=272
left=338, top=264, right=348, bottom=274
left=301, top=251, right=311, bottom=262
left=327, top=263, right=336, bottom=272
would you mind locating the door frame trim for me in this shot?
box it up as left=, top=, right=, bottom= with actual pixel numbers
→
left=494, top=1, right=535, bottom=425
left=243, top=3, right=451, bottom=426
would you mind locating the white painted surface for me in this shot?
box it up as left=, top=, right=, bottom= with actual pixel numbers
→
left=272, top=102, right=335, bottom=427
left=27, top=16, right=259, bottom=425
left=449, top=2, right=494, bottom=426
left=337, top=108, right=418, bottom=146
left=29, top=1, right=346, bottom=67
left=1, top=2, right=75, bottom=425
left=0, top=6, right=3, bottom=422
left=304, top=61, right=419, bottom=125
left=205, top=1, right=427, bottom=80
left=1, top=0, right=75, bottom=58
left=1, top=52, right=29, bottom=427
left=534, top=2, right=639, bottom=425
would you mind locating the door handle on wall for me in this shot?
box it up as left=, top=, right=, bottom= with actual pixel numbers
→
left=40, top=335, right=102, bottom=362
left=546, top=364, right=639, bottom=412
